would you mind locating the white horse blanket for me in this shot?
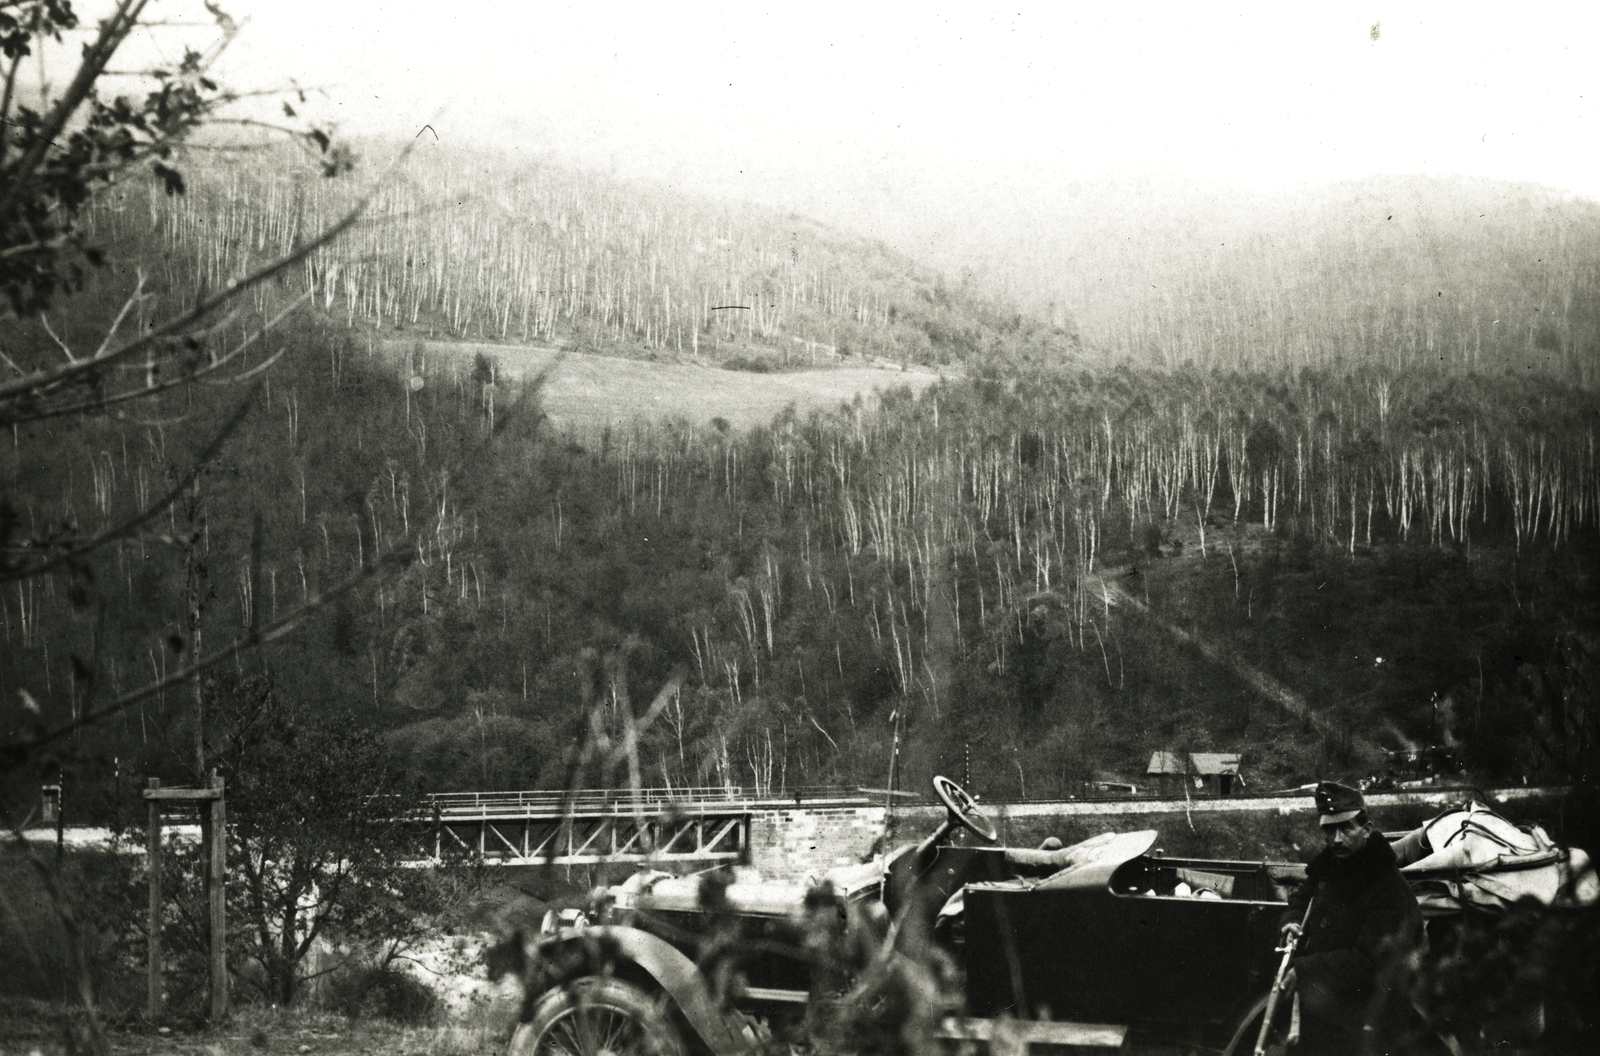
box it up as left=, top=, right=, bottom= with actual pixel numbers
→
left=1393, top=801, right=1597, bottom=913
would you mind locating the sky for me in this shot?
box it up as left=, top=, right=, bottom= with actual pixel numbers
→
left=200, top=2, right=1599, bottom=201
left=56, top=0, right=1598, bottom=268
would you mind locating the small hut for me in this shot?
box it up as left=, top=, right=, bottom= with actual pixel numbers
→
left=1146, top=752, right=1244, bottom=797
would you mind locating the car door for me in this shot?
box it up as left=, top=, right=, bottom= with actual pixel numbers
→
left=962, top=873, right=1281, bottom=1028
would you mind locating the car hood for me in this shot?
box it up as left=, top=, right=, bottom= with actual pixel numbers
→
left=1031, top=830, right=1160, bottom=890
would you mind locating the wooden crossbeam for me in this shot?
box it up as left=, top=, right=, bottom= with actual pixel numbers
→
left=614, top=819, right=653, bottom=856
left=703, top=817, right=742, bottom=853
left=570, top=817, right=609, bottom=858
left=441, top=824, right=472, bottom=852
left=487, top=823, right=520, bottom=857
left=143, top=787, right=224, bottom=801
left=657, top=820, right=695, bottom=854
left=422, top=808, right=750, bottom=866
left=528, top=824, right=559, bottom=859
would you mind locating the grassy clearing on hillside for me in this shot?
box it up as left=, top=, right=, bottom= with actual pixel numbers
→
left=382, top=338, right=944, bottom=430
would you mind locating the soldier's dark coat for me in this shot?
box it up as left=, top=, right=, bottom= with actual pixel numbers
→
left=1282, top=834, right=1423, bottom=1053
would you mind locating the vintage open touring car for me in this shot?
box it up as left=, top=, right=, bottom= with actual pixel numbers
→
left=490, top=777, right=1595, bottom=1056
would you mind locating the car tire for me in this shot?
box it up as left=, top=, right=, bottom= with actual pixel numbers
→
left=1218, top=998, right=1276, bottom=1056
left=511, top=976, right=686, bottom=1056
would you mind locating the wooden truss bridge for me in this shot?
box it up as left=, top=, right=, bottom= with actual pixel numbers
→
left=413, top=786, right=873, bottom=866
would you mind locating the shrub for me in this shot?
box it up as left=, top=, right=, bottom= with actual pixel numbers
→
left=1415, top=897, right=1600, bottom=1053
left=322, top=962, right=439, bottom=1025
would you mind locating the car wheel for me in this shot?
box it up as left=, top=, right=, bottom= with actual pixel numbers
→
left=511, top=977, right=685, bottom=1056
left=1219, top=998, right=1278, bottom=1056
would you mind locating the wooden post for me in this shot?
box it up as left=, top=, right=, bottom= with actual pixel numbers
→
left=146, top=778, right=163, bottom=1023
left=53, top=778, right=64, bottom=867
left=208, top=774, right=228, bottom=1022
left=142, top=779, right=227, bottom=1024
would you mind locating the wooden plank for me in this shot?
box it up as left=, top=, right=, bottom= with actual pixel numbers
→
left=742, top=987, right=809, bottom=1004
left=936, top=1017, right=1127, bottom=1049
left=142, top=787, right=223, bottom=801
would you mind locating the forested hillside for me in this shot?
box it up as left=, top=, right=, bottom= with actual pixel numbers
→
left=3, top=147, right=1598, bottom=819
left=916, top=173, right=1600, bottom=382
left=4, top=324, right=1594, bottom=810
left=77, top=147, right=1600, bottom=383
left=79, top=140, right=1075, bottom=374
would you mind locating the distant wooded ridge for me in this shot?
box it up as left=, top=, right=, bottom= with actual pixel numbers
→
left=876, top=171, right=1600, bottom=385
left=79, top=143, right=1600, bottom=384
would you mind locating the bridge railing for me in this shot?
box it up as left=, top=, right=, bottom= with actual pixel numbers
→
left=378, top=783, right=1559, bottom=823
left=420, top=785, right=885, bottom=818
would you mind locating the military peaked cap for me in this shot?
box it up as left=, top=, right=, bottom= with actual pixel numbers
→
left=1315, top=780, right=1365, bottom=825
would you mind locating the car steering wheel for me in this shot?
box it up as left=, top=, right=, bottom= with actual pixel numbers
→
left=933, top=775, right=998, bottom=843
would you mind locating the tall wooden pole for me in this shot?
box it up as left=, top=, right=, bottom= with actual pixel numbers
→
left=882, top=708, right=901, bottom=847
left=187, top=476, right=206, bottom=781
left=208, top=773, right=228, bottom=1022
left=146, top=778, right=163, bottom=1023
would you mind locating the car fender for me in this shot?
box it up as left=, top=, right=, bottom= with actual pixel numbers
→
left=530, top=925, right=756, bottom=1056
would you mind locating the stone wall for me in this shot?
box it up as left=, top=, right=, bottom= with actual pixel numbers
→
left=747, top=806, right=887, bottom=880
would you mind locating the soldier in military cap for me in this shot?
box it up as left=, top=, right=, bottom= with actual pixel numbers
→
left=1279, top=781, right=1423, bottom=1055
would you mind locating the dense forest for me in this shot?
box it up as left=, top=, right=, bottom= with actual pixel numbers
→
left=3, top=144, right=1598, bottom=819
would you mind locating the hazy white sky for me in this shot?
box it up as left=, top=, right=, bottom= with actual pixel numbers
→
left=200, top=2, right=1598, bottom=202
left=54, top=0, right=1587, bottom=249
